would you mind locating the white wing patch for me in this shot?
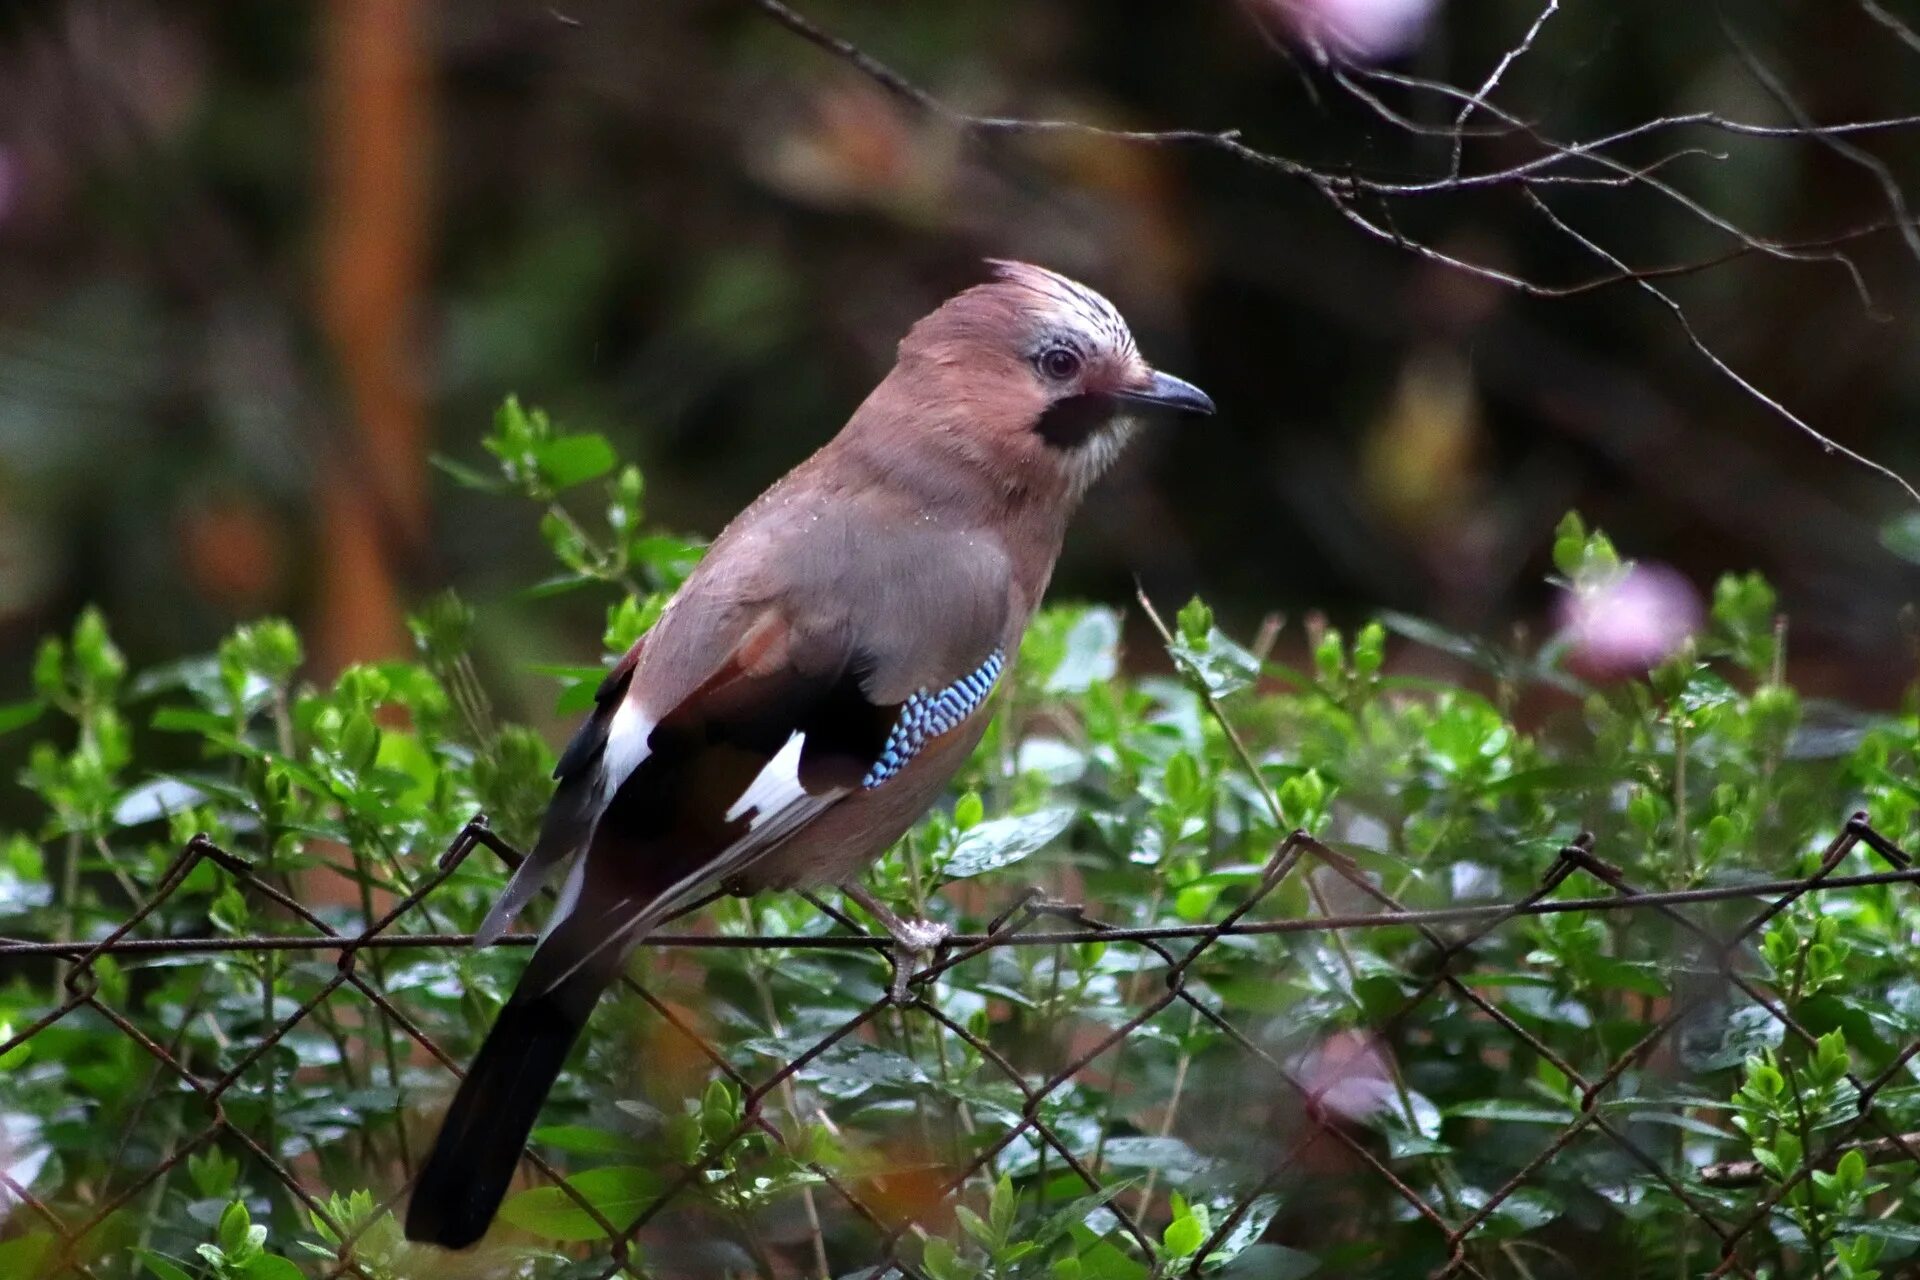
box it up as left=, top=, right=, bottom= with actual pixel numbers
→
left=529, top=770, right=846, bottom=995
left=598, top=697, right=656, bottom=801
left=528, top=731, right=869, bottom=997
left=472, top=694, right=654, bottom=949
left=725, top=731, right=808, bottom=827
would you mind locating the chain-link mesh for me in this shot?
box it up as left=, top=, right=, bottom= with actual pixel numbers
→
left=4, top=811, right=1918, bottom=1278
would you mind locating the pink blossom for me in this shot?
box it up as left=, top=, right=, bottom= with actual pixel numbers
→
left=1560, top=563, right=1703, bottom=680
left=1257, top=0, right=1440, bottom=63
left=1292, top=1030, right=1396, bottom=1123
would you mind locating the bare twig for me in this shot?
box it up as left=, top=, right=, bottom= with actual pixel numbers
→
left=1451, top=0, right=1563, bottom=176
left=744, top=0, right=1920, bottom=508
left=1699, top=1128, right=1920, bottom=1188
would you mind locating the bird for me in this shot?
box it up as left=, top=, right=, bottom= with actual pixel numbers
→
left=404, top=260, right=1213, bottom=1249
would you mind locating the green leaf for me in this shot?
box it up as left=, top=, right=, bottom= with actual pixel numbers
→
left=1582, top=956, right=1670, bottom=997
left=747, top=1038, right=929, bottom=1100
left=953, top=791, right=984, bottom=831
left=1354, top=619, right=1386, bottom=671
left=531, top=1124, right=645, bottom=1157
left=1164, top=751, right=1201, bottom=808
left=1175, top=883, right=1222, bottom=921
left=340, top=711, right=381, bottom=773
left=1552, top=511, right=1587, bottom=576
left=217, top=1200, right=252, bottom=1254
left=1379, top=611, right=1487, bottom=663
left=956, top=1204, right=994, bottom=1248
left=989, top=1172, right=1017, bottom=1241
left=519, top=572, right=599, bottom=600
left=1463, top=1185, right=1561, bottom=1238
left=1216, top=1243, right=1321, bottom=1278
left=1481, top=764, right=1620, bottom=796
left=1162, top=1210, right=1206, bottom=1258
left=943, top=807, right=1075, bottom=880
left=1205, top=1195, right=1283, bottom=1268
left=113, top=778, right=208, bottom=828
left=1446, top=1101, right=1573, bottom=1125
left=1679, top=1003, right=1782, bottom=1072
left=1046, top=607, right=1121, bottom=693
left=923, top=1236, right=969, bottom=1280
left=556, top=676, right=601, bottom=715
left=241, top=1257, right=306, bottom=1280
left=497, top=1165, right=665, bottom=1241
left=1026, top=1179, right=1140, bottom=1254
left=0, top=1236, right=52, bottom=1275
left=1177, top=596, right=1214, bottom=643
left=1614, top=1111, right=1735, bottom=1140
left=374, top=729, right=437, bottom=806
left=0, top=698, right=44, bottom=735
left=71, top=607, right=126, bottom=692
left=1068, top=1229, right=1150, bottom=1280
left=187, top=1147, right=239, bottom=1199
left=151, top=707, right=238, bottom=736
left=1168, top=626, right=1260, bottom=699
left=1099, top=1136, right=1224, bottom=1184
left=534, top=434, right=618, bottom=489
left=133, top=1250, right=192, bottom=1280
left=431, top=453, right=509, bottom=492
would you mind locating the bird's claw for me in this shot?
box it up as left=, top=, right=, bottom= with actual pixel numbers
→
left=888, top=917, right=951, bottom=952
left=881, top=918, right=948, bottom=1003
left=837, top=882, right=951, bottom=1002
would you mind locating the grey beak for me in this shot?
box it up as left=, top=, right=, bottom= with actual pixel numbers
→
left=1116, top=369, right=1215, bottom=416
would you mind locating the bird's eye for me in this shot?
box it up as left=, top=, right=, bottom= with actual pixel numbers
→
left=1037, top=346, right=1083, bottom=381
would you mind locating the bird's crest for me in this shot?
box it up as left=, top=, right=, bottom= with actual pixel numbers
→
left=984, top=259, right=1136, bottom=357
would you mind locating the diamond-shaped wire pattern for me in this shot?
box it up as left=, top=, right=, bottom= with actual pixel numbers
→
left=5, top=812, right=1920, bottom=1278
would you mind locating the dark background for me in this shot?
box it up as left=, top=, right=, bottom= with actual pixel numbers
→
left=4, top=0, right=1920, bottom=747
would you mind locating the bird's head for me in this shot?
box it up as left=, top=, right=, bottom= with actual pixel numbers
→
left=884, top=261, right=1213, bottom=500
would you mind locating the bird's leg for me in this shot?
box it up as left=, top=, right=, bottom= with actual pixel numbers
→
left=839, top=881, right=950, bottom=950
left=840, top=881, right=949, bottom=1002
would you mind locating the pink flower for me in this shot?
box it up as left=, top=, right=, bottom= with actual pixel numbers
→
left=1560, top=563, right=1703, bottom=680
left=1255, top=0, right=1440, bottom=62
left=1292, top=1030, right=1396, bottom=1123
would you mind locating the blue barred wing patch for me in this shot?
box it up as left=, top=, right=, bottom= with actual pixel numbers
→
left=862, top=649, right=1006, bottom=788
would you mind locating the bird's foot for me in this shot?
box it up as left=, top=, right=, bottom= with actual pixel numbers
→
left=888, top=916, right=951, bottom=952
left=841, top=882, right=950, bottom=1003
left=881, top=917, right=949, bottom=1003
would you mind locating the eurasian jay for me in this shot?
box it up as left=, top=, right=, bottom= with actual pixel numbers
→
left=404, top=261, right=1213, bottom=1248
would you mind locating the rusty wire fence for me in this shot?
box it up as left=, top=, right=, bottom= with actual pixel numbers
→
left=5, top=811, right=1920, bottom=1279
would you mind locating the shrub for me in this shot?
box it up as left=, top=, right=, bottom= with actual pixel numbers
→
left=2, top=402, right=1918, bottom=1279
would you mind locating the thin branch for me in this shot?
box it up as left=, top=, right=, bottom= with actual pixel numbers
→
left=1339, top=63, right=1884, bottom=313
left=1523, top=187, right=1920, bottom=509
left=1451, top=0, right=1563, bottom=176
left=1717, top=8, right=1920, bottom=268
left=743, top=0, right=1920, bottom=511
left=1858, top=0, right=1920, bottom=58
left=1700, top=1126, right=1920, bottom=1187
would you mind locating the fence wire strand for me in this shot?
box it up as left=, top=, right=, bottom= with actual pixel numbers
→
left=2, top=810, right=1916, bottom=1278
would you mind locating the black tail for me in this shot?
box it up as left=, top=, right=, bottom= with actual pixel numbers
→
left=405, top=962, right=607, bottom=1248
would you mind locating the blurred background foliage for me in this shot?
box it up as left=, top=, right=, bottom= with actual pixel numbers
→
left=13, top=5, right=1920, bottom=1272
left=4, top=0, right=1920, bottom=812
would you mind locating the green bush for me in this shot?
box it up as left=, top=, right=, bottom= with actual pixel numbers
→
left=3, top=402, right=1919, bottom=1279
